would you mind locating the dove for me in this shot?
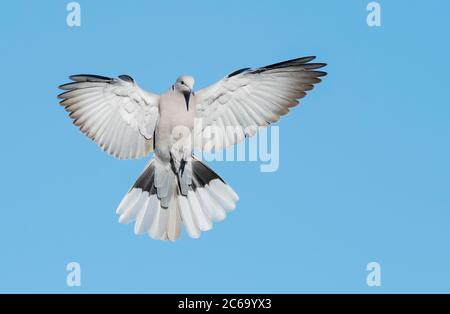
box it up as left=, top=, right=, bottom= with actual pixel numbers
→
left=58, top=56, right=327, bottom=241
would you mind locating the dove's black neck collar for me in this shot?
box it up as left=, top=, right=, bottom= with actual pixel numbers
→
left=171, top=85, right=191, bottom=111
left=182, top=90, right=191, bottom=111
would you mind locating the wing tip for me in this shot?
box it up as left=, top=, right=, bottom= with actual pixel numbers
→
left=118, top=74, right=135, bottom=83
left=68, top=74, right=112, bottom=82
left=57, top=90, right=70, bottom=99
left=227, top=67, right=251, bottom=78
left=59, top=73, right=134, bottom=92
left=265, top=56, right=316, bottom=69
left=58, top=73, right=114, bottom=94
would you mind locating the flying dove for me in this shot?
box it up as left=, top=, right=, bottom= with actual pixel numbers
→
left=58, top=56, right=327, bottom=241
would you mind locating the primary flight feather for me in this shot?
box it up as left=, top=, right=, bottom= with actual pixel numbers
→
left=58, top=56, right=327, bottom=241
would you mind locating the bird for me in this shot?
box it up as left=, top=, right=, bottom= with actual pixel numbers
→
left=58, top=56, right=327, bottom=241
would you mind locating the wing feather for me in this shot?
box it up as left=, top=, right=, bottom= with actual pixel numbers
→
left=58, top=74, right=159, bottom=159
left=195, top=56, right=326, bottom=151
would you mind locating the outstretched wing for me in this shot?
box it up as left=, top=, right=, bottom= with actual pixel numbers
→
left=58, top=74, right=159, bottom=159
left=194, top=56, right=327, bottom=151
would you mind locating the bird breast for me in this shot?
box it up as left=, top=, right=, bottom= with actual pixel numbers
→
left=158, top=91, right=196, bottom=131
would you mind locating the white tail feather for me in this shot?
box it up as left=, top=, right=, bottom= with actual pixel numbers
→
left=178, top=194, right=200, bottom=238
left=148, top=198, right=167, bottom=240
left=164, top=189, right=182, bottom=241
left=197, top=187, right=227, bottom=222
left=134, top=196, right=153, bottom=235
left=119, top=191, right=147, bottom=224
left=187, top=190, right=213, bottom=231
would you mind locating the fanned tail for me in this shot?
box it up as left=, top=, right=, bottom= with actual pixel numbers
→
left=116, top=156, right=238, bottom=241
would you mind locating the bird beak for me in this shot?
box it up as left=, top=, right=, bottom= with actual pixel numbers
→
left=183, top=89, right=191, bottom=111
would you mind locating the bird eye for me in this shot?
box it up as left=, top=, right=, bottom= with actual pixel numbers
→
left=181, top=81, right=185, bottom=85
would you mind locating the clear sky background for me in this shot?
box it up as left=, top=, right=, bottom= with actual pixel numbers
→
left=0, top=0, right=449, bottom=293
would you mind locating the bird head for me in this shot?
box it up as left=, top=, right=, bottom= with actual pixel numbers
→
left=174, top=75, right=195, bottom=93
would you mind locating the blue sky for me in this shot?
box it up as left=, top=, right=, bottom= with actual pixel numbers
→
left=0, top=0, right=449, bottom=293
